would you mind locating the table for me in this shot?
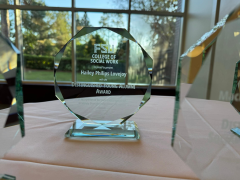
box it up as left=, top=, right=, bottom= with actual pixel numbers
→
left=0, top=96, right=198, bottom=180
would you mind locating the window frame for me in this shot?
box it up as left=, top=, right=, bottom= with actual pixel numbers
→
left=0, top=0, right=186, bottom=89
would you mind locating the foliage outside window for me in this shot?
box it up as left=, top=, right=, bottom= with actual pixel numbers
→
left=0, top=0, right=184, bottom=86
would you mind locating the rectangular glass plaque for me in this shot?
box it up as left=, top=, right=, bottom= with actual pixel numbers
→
left=0, top=33, right=24, bottom=179
left=172, top=5, right=240, bottom=180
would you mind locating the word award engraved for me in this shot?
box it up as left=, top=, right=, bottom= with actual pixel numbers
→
left=54, top=27, right=152, bottom=140
left=0, top=33, right=24, bottom=180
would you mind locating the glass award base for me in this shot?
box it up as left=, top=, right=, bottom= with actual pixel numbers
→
left=0, top=174, right=15, bottom=180
left=65, top=119, right=140, bottom=140
left=231, top=127, right=240, bottom=137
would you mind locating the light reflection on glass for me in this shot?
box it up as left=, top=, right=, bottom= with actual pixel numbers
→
left=76, top=0, right=129, bottom=10
left=21, top=10, right=72, bottom=81
left=130, top=14, right=181, bottom=85
left=20, top=0, right=71, bottom=7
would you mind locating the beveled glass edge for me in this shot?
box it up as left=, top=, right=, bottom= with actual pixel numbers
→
left=65, top=119, right=140, bottom=140
left=231, top=127, right=240, bottom=137
left=0, top=33, right=25, bottom=137
left=0, top=174, right=15, bottom=180
left=54, top=27, right=153, bottom=124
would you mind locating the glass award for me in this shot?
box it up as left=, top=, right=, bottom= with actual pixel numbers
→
left=0, top=174, right=15, bottom=180
left=0, top=34, right=24, bottom=179
left=172, top=6, right=240, bottom=180
left=54, top=27, right=152, bottom=140
left=231, top=60, right=240, bottom=136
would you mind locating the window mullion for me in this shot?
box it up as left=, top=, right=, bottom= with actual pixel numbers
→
left=72, top=0, right=76, bottom=83
left=125, top=0, right=131, bottom=86
left=14, top=0, right=24, bottom=81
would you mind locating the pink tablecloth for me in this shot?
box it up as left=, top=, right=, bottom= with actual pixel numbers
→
left=0, top=96, right=198, bottom=180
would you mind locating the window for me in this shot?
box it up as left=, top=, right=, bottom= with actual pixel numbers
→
left=22, top=10, right=72, bottom=81
left=0, top=0, right=185, bottom=87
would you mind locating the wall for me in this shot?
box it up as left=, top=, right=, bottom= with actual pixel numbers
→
left=183, top=0, right=240, bottom=52
left=183, top=0, right=218, bottom=52
left=219, top=0, right=240, bottom=20
left=181, top=0, right=240, bottom=101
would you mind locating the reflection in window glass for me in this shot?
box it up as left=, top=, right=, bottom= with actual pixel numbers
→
left=20, top=0, right=71, bottom=7
left=76, top=0, right=129, bottom=10
left=130, top=14, right=182, bottom=85
left=22, top=10, right=72, bottom=81
left=0, top=9, right=15, bottom=80
left=0, top=0, right=13, bottom=5
left=75, top=12, right=128, bottom=83
left=74, top=28, right=128, bottom=83
left=131, top=0, right=184, bottom=12
left=128, top=41, right=150, bottom=85
left=76, top=12, right=128, bottom=31
left=0, top=9, right=15, bottom=43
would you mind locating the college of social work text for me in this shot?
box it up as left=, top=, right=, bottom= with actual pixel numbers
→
left=91, top=44, right=119, bottom=64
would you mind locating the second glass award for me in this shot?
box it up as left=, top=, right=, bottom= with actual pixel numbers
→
left=54, top=27, right=152, bottom=140
left=0, top=33, right=24, bottom=180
